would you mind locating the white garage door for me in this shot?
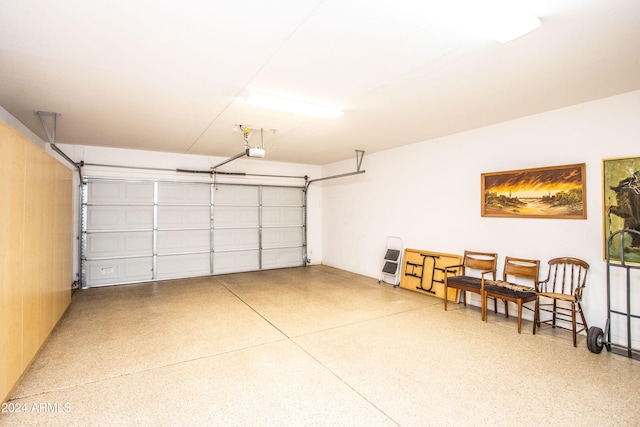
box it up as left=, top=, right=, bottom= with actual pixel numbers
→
left=82, top=179, right=305, bottom=287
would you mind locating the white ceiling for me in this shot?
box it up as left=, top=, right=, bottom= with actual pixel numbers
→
left=1, top=0, right=639, bottom=165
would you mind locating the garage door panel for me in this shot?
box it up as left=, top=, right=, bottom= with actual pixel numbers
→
left=262, top=247, right=304, bottom=269
left=262, top=206, right=303, bottom=226
left=87, top=206, right=154, bottom=231
left=213, top=206, right=259, bottom=228
left=88, top=181, right=153, bottom=204
left=262, top=187, right=303, bottom=206
left=157, top=230, right=210, bottom=254
left=213, top=229, right=259, bottom=251
left=157, top=206, right=210, bottom=229
left=156, top=253, right=210, bottom=280
left=213, top=185, right=259, bottom=205
left=262, top=227, right=303, bottom=249
left=86, top=231, right=152, bottom=258
left=157, top=182, right=210, bottom=204
left=214, top=250, right=260, bottom=274
left=85, top=257, right=153, bottom=286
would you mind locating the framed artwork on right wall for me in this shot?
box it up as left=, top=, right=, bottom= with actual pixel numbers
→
left=603, top=155, right=640, bottom=263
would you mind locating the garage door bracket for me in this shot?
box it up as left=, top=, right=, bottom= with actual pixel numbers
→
left=35, top=111, right=80, bottom=172
left=304, top=150, right=365, bottom=192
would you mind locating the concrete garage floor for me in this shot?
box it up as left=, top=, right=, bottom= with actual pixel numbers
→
left=2, top=265, right=639, bottom=426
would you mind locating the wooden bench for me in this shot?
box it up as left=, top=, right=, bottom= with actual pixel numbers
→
left=443, top=251, right=498, bottom=316
left=482, top=256, right=540, bottom=333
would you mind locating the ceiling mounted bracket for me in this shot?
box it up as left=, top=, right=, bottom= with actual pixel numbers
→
left=34, top=110, right=81, bottom=174
left=239, top=124, right=266, bottom=158
left=35, top=111, right=60, bottom=145
left=355, top=149, right=364, bottom=172
left=304, top=150, right=366, bottom=192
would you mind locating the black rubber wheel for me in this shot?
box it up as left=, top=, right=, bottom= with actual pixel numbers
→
left=587, top=326, right=604, bottom=354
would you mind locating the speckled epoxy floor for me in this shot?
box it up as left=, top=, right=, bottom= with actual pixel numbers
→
left=2, top=265, right=639, bottom=426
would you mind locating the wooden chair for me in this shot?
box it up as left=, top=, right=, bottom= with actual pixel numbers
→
left=443, top=251, right=497, bottom=315
left=482, top=256, right=540, bottom=333
left=533, top=257, right=589, bottom=347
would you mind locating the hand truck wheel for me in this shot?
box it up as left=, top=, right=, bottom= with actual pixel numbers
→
left=587, top=326, right=604, bottom=354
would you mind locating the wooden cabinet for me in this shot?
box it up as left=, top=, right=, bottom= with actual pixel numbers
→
left=1, top=120, right=72, bottom=403
left=399, top=249, right=462, bottom=302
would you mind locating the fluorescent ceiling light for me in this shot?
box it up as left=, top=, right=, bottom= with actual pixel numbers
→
left=246, top=92, right=344, bottom=119
left=435, top=1, right=541, bottom=43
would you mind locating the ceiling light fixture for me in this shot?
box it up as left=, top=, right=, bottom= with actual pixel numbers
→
left=246, top=92, right=344, bottom=119
left=436, top=1, right=541, bottom=43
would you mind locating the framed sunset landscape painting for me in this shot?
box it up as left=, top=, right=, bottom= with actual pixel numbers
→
left=481, top=163, right=586, bottom=219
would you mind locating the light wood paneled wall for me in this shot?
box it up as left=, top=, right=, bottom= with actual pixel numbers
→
left=0, top=120, right=72, bottom=403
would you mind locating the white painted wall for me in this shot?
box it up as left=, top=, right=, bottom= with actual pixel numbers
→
left=320, top=90, right=640, bottom=345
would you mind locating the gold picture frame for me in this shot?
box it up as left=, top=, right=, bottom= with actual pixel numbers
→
left=481, top=163, right=586, bottom=219
left=603, top=156, right=640, bottom=263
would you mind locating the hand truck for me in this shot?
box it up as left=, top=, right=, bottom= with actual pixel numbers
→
left=587, top=229, right=640, bottom=359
